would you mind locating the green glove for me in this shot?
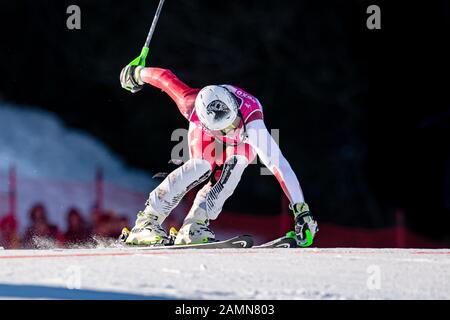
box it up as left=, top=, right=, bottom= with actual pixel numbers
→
left=290, top=202, right=318, bottom=247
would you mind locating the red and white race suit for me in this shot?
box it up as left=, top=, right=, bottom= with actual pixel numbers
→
left=140, top=68, right=305, bottom=221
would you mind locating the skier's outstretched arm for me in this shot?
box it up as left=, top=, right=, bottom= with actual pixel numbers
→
left=120, top=65, right=198, bottom=120
left=246, top=120, right=318, bottom=246
left=140, top=68, right=199, bottom=119
left=246, top=120, right=304, bottom=203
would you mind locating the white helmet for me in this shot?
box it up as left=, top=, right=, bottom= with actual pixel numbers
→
left=195, top=85, right=239, bottom=131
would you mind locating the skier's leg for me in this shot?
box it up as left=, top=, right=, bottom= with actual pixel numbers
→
left=126, top=158, right=212, bottom=245
left=175, top=155, right=249, bottom=244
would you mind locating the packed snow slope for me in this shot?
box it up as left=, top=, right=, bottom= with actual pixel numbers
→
left=0, top=247, right=448, bottom=300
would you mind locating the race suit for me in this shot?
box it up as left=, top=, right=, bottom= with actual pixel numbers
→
left=140, top=68, right=305, bottom=221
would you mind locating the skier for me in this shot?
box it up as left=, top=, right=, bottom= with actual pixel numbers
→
left=120, top=65, right=318, bottom=247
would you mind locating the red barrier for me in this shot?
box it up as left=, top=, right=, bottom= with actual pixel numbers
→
left=0, top=166, right=16, bottom=217
left=94, top=168, right=104, bottom=211
left=1, top=166, right=448, bottom=249
left=9, top=166, right=16, bottom=217
left=211, top=210, right=448, bottom=248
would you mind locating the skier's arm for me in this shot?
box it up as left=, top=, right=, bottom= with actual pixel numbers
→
left=246, top=119, right=318, bottom=246
left=245, top=120, right=305, bottom=204
left=140, top=68, right=199, bottom=120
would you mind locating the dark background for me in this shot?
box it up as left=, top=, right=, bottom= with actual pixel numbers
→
left=0, top=1, right=449, bottom=241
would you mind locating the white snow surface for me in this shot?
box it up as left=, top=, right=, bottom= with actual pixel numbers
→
left=0, top=247, right=448, bottom=300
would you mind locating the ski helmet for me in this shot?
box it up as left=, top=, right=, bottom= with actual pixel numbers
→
left=195, top=85, right=240, bottom=132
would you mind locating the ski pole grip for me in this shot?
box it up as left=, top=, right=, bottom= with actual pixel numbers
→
left=137, top=46, right=150, bottom=67
left=141, top=46, right=149, bottom=60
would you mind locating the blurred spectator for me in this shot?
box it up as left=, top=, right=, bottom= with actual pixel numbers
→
left=91, top=209, right=129, bottom=239
left=92, top=212, right=114, bottom=238
left=112, top=214, right=129, bottom=237
left=0, top=215, right=21, bottom=249
left=118, top=215, right=129, bottom=230
left=64, top=207, right=90, bottom=246
left=22, top=203, right=63, bottom=248
left=90, top=207, right=104, bottom=228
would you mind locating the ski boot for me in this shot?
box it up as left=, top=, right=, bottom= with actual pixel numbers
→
left=124, top=210, right=169, bottom=246
left=174, top=218, right=215, bottom=245
left=290, top=202, right=318, bottom=247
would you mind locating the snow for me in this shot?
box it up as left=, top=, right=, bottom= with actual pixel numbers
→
left=0, top=247, right=448, bottom=300
left=0, top=102, right=155, bottom=189
left=0, top=102, right=157, bottom=231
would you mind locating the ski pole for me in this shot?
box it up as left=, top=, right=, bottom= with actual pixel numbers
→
left=129, top=0, right=166, bottom=68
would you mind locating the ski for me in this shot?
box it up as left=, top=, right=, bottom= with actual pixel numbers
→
left=118, top=228, right=300, bottom=250
left=121, top=235, right=254, bottom=250
left=253, top=231, right=299, bottom=249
